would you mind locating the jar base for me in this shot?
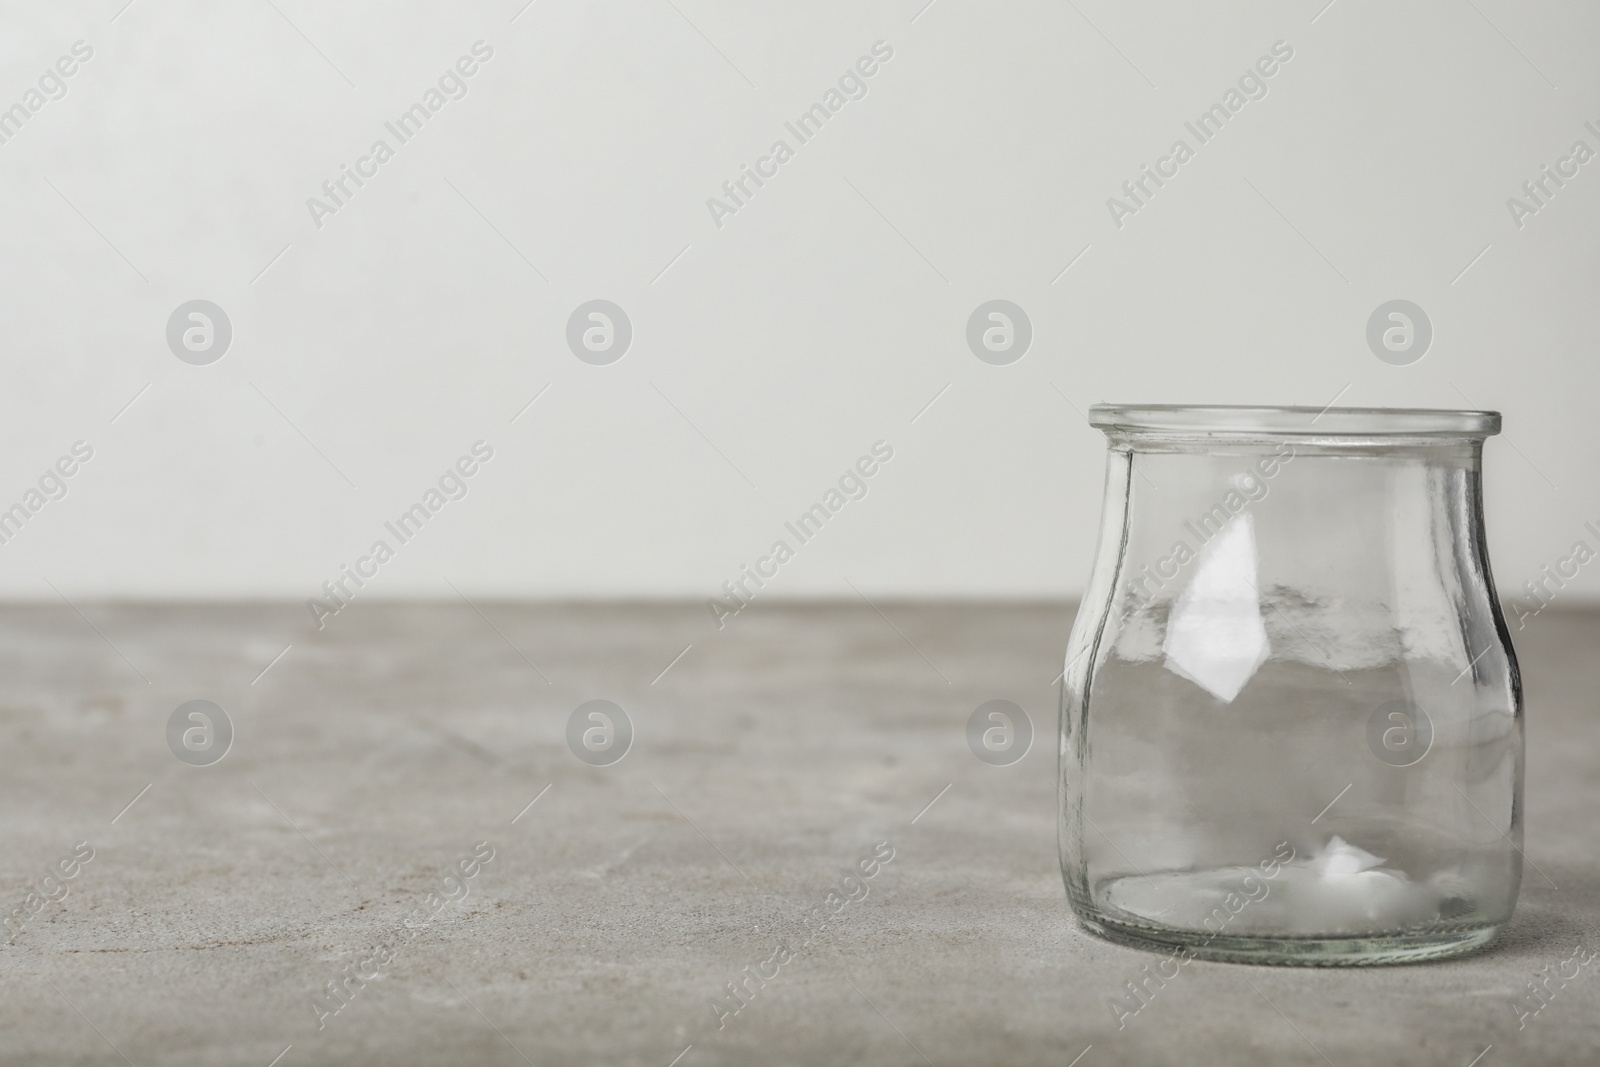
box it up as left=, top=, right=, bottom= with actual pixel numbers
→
left=1076, top=911, right=1503, bottom=966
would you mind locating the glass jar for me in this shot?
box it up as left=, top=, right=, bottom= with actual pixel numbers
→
left=1060, top=405, right=1522, bottom=965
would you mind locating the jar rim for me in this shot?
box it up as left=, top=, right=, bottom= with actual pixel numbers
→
left=1087, top=404, right=1500, bottom=437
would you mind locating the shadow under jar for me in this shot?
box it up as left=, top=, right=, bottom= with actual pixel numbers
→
left=1060, top=405, right=1523, bottom=965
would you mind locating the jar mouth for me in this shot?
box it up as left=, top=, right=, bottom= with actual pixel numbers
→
left=1088, top=404, right=1500, bottom=438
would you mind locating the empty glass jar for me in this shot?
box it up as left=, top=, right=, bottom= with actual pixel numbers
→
left=1060, top=406, right=1522, bottom=965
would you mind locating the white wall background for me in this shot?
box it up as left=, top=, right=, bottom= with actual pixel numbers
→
left=1, top=0, right=1597, bottom=605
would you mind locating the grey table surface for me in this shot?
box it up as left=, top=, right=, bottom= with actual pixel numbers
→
left=0, top=601, right=1595, bottom=1067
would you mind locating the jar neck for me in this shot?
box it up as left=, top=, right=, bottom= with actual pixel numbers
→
left=1087, top=439, right=1499, bottom=674
left=1102, top=434, right=1488, bottom=462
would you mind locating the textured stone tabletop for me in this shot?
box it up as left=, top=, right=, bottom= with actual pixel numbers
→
left=0, top=602, right=1596, bottom=1066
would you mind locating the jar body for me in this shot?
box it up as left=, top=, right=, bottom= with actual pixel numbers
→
left=1060, top=408, right=1522, bottom=965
